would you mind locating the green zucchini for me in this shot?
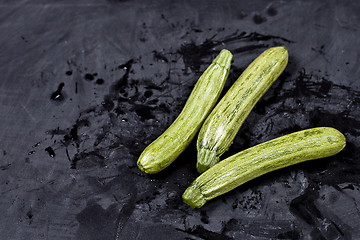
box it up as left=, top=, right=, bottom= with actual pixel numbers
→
left=196, top=46, right=289, bottom=173
left=183, top=127, right=346, bottom=208
left=137, top=49, right=233, bottom=174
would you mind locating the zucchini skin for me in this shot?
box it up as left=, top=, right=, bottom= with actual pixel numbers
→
left=184, top=127, right=346, bottom=208
left=196, top=46, right=289, bottom=173
left=137, top=49, right=233, bottom=174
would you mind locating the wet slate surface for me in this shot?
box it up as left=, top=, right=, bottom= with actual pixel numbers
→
left=1, top=0, right=360, bottom=239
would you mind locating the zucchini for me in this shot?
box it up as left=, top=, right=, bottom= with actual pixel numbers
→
left=137, top=49, right=233, bottom=174
left=183, top=127, right=346, bottom=208
left=196, top=46, right=289, bottom=173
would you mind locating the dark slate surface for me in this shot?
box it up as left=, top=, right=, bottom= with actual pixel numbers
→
left=1, top=0, right=360, bottom=239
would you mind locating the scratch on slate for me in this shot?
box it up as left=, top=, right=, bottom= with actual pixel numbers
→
left=21, top=103, right=36, bottom=122
left=114, top=189, right=137, bottom=240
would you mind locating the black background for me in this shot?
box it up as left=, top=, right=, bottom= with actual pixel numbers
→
left=1, top=0, right=360, bottom=239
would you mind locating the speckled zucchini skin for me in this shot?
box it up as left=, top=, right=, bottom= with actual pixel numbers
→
left=184, top=127, right=346, bottom=208
left=197, top=46, right=289, bottom=173
left=137, top=49, right=233, bottom=174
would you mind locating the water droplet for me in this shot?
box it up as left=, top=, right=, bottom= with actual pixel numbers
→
left=26, top=210, right=33, bottom=219
left=267, top=6, right=278, bottom=16
left=144, top=90, right=153, bottom=98
left=45, top=147, right=55, bottom=158
left=50, top=83, right=65, bottom=102
left=32, top=142, right=41, bottom=148
left=96, top=78, right=104, bottom=85
left=28, top=150, right=35, bottom=155
left=84, top=73, right=94, bottom=81
left=253, top=13, right=267, bottom=24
